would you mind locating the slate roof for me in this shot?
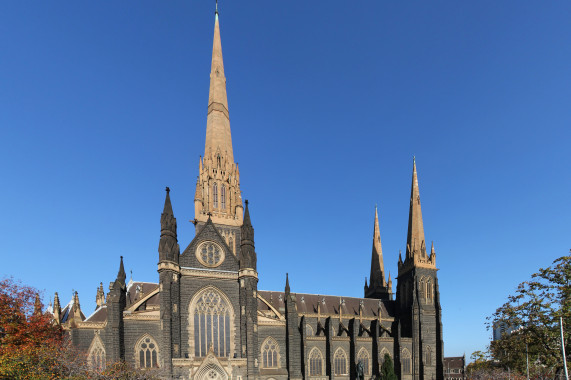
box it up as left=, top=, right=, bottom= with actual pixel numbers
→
left=258, top=290, right=395, bottom=319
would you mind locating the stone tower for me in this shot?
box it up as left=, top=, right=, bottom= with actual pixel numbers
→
left=365, top=206, right=393, bottom=300
left=396, top=158, right=444, bottom=380
left=158, top=187, right=181, bottom=373
left=194, top=8, right=243, bottom=256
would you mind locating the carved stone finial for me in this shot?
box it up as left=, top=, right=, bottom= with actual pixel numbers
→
left=165, top=186, right=170, bottom=193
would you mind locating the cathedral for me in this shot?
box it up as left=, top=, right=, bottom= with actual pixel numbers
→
left=52, top=8, right=445, bottom=380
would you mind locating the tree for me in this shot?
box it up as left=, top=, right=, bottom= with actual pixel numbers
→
left=488, top=254, right=570, bottom=377
left=380, top=353, right=397, bottom=380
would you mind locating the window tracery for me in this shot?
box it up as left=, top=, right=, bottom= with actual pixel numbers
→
left=305, top=324, right=314, bottom=337
left=402, top=348, right=411, bottom=374
left=334, top=348, right=348, bottom=375
left=426, top=278, right=433, bottom=303
left=196, top=241, right=224, bottom=267
left=136, top=335, right=159, bottom=368
left=308, top=348, right=323, bottom=376
left=357, top=347, right=370, bottom=376
left=87, top=336, right=105, bottom=371
left=425, top=345, right=432, bottom=366
left=261, top=337, right=279, bottom=368
left=191, top=288, right=232, bottom=358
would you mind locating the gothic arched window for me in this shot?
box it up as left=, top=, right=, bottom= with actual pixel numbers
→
left=191, top=288, right=232, bottom=358
left=308, top=348, right=323, bottom=376
left=426, top=278, right=433, bottom=304
left=357, top=347, right=370, bottom=376
left=213, top=183, right=218, bottom=208
left=402, top=348, right=412, bottom=374
left=425, top=345, right=432, bottom=366
left=221, top=185, right=226, bottom=210
left=379, top=347, right=391, bottom=365
left=87, top=335, right=105, bottom=371
left=306, top=324, right=314, bottom=337
left=334, top=348, right=348, bottom=375
left=419, top=277, right=425, bottom=300
left=136, top=335, right=159, bottom=368
left=261, top=337, right=279, bottom=368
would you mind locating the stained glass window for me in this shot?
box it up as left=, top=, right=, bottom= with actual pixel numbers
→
left=334, top=348, right=348, bottom=375
left=309, top=348, right=323, bottom=376
left=88, top=337, right=105, bottom=371
left=357, top=348, right=370, bottom=376
left=193, top=289, right=231, bottom=357
left=402, top=348, right=411, bottom=374
left=199, top=242, right=223, bottom=267
left=261, top=337, right=279, bottom=368
left=137, top=336, right=159, bottom=368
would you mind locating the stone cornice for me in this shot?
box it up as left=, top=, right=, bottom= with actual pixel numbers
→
left=180, top=266, right=238, bottom=279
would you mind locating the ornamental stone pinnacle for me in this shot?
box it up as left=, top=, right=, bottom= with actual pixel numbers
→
left=195, top=9, right=243, bottom=228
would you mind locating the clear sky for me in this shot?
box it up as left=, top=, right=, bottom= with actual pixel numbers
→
left=1, top=1, right=569, bottom=359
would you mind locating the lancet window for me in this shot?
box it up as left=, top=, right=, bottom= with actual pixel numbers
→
left=357, top=348, right=370, bottom=376
left=402, top=348, right=412, bottom=374
left=213, top=183, right=218, bottom=208
left=334, top=348, right=348, bottom=375
left=261, top=337, right=279, bottom=368
left=87, top=336, right=105, bottom=371
left=308, top=348, right=323, bottom=376
left=426, top=278, right=433, bottom=303
left=221, top=185, right=226, bottom=210
left=136, top=335, right=159, bottom=368
left=192, top=288, right=232, bottom=357
left=425, top=345, right=432, bottom=366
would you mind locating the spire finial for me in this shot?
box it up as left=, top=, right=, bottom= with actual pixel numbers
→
left=285, top=273, right=290, bottom=294
left=166, top=186, right=170, bottom=193
left=215, top=0, right=218, bottom=15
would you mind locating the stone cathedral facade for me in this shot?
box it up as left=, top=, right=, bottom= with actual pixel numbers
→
left=53, top=10, right=445, bottom=380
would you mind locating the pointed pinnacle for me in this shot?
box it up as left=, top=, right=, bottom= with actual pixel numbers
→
left=285, top=273, right=290, bottom=294
left=117, top=256, right=126, bottom=284
left=243, top=200, right=251, bottom=226
left=162, top=187, right=173, bottom=215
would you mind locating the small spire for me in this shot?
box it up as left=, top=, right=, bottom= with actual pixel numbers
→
left=162, top=187, right=173, bottom=216
left=285, top=273, right=290, bottom=294
left=116, top=256, right=126, bottom=285
left=215, top=0, right=218, bottom=15
left=243, top=200, right=251, bottom=226
left=34, top=293, right=42, bottom=316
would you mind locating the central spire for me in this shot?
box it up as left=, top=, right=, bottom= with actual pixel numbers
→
left=205, top=8, right=233, bottom=164
left=194, top=8, right=243, bottom=229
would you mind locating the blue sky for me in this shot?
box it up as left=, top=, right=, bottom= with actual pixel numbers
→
left=1, top=1, right=569, bottom=359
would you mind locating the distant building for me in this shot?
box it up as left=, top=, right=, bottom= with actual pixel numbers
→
left=444, top=356, right=465, bottom=380
left=492, top=321, right=517, bottom=341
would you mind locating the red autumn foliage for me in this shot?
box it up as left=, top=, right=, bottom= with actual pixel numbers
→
left=0, top=277, right=63, bottom=349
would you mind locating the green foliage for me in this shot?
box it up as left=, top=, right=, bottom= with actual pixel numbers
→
left=380, top=353, right=397, bottom=380
left=488, top=254, right=570, bottom=377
